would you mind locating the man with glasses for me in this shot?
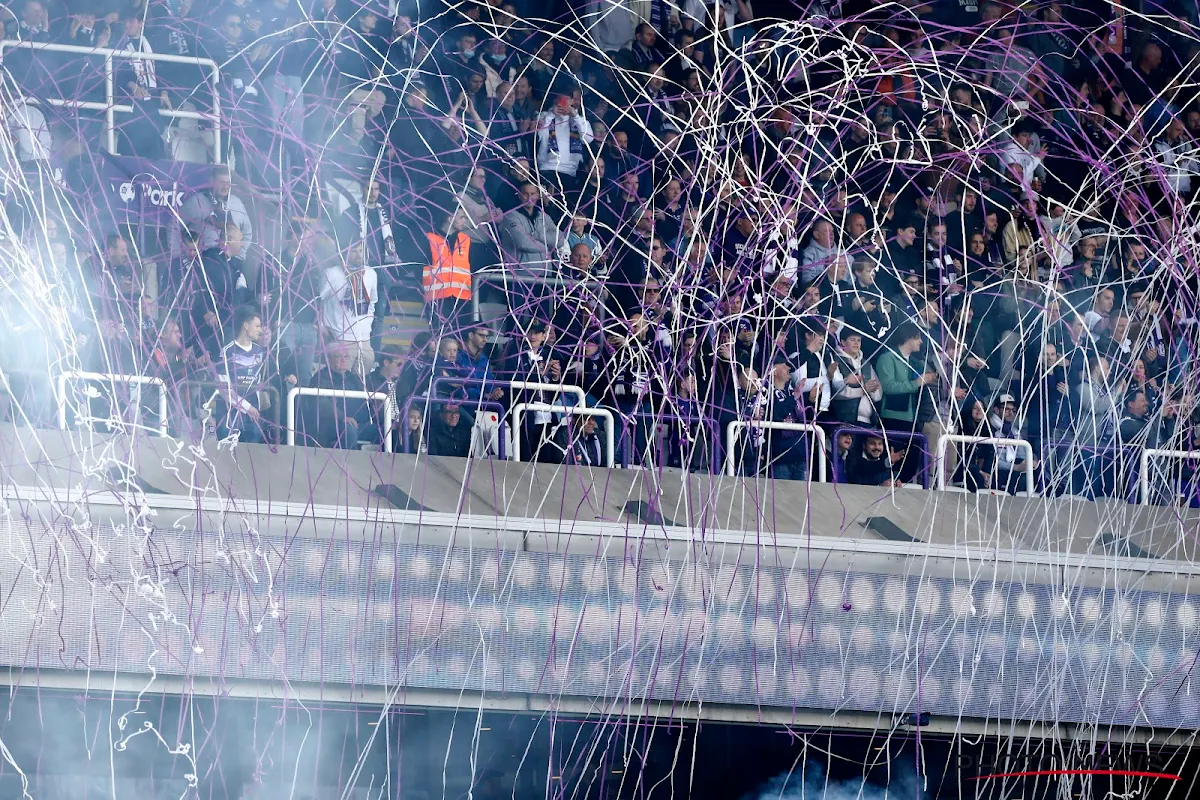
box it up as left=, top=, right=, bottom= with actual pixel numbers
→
left=457, top=325, right=504, bottom=402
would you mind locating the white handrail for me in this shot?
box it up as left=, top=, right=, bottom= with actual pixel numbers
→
left=725, top=421, right=828, bottom=479
left=509, top=380, right=587, bottom=408
left=0, top=39, right=222, bottom=158
left=511, top=402, right=614, bottom=465
left=1139, top=448, right=1200, bottom=505
left=55, top=370, right=168, bottom=436
left=937, top=434, right=1036, bottom=495
left=287, top=387, right=394, bottom=453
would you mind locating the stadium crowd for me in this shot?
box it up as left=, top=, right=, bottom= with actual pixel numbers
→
left=1, top=0, right=1200, bottom=499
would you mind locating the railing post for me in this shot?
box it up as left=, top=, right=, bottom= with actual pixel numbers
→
left=725, top=421, right=826, bottom=480
left=104, top=53, right=116, bottom=154
left=286, top=386, right=299, bottom=447
left=210, top=64, right=222, bottom=165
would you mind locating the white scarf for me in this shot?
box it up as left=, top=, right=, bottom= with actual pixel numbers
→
left=357, top=199, right=390, bottom=246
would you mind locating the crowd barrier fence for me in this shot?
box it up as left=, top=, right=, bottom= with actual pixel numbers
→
left=0, top=39, right=222, bottom=158
left=286, top=387, right=394, bottom=452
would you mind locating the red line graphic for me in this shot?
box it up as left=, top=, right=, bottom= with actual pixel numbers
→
left=970, top=770, right=1181, bottom=781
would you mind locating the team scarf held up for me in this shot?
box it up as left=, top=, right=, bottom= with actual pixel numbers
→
left=547, top=115, right=586, bottom=157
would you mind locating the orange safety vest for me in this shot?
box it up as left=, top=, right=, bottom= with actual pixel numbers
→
left=423, top=232, right=472, bottom=302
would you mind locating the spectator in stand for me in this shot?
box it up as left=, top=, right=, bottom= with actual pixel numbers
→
left=181, top=165, right=253, bottom=253
left=198, top=222, right=251, bottom=314
left=883, top=217, right=922, bottom=293
left=999, top=119, right=1046, bottom=192
left=561, top=218, right=604, bottom=267
left=395, top=331, right=435, bottom=410
left=458, top=166, right=502, bottom=271
left=360, top=347, right=401, bottom=443
left=956, top=399, right=996, bottom=492
left=1155, top=117, right=1198, bottom=201
left=150, top=316, right=204, bottom=386
left=343, top=179, right=397, bottom=269
left=502, top=320, right=562, bottom=463
left=1084, top=287, right=1115, bottom=333
left=619, top=23, right=665, bottom=70
left=763, top=356, right=806, bottom=481
left=218, top=306, right=268, bottom=443
left=1019, top=340, right=1071, bottom=465
left=112, top=11, right=157, bottom=100
left=830, top=329, right=882, bottom=424
left=569, top=415, right=608, bottom=466
left=877, top=324, right=939, bottom=435
left=308, top=344, right=371, bottom=449
left=429, top=402, right=473, bottom=457
left=421, top=208, right=474, bottom=334
left=1119, top=387, right=1176, bottom=449
left=848, top=434, right=903, bottom=488
left=800, top=220, right=837, bottom=286
left=90, top=232, right=140, bottom=307
left=484, top=81, right=527, bottom=160
left=457, top=324, right=504, bottom=402
left=271, top=225, right=328, bottom=387
left=319, top=242, right=378, bottom=378
left=536, top=94, right=594, bottom=195
left=601, top=128, right=636, bottom=181
left=989, top=393, right=1036, bottom=494
left=403, top=403, right=427, bottom=454
left=257, top=0, right=307, bottom=172
left=501, top=182, right=559, bottom=273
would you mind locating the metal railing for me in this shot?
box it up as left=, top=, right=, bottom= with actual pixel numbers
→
left=55, top=370, right=168, bottom=436
left=937, top=434, right=1036, bottom=495
left=724, top=421, right=828, bottom=479
left=510, top=379, right=586, bottom=408
left=832, top=426, right=930, bottom=488
left=619, top=409, right=716, bottom=470
left=0, top=40, right=222, bottom=157
left=186, top=380, right=281, bottom=437
left=472, top=272, right=605, bottom=322
left=1140, top=448, right=1200, bottom=506
left=511, top=402, right=614, bottom=465
left=286, top=387, right=394, bottom=452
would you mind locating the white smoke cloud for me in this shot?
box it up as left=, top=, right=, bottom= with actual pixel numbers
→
left=745, top=761, right=927, bottom=800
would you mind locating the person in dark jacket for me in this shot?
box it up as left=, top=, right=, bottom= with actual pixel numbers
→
left=955, top=399, right=995, bottom=492
left=307, top=345, right=371, bottom=449
left=569, top=415, right=608, bottom=466
left=848, top=434, right=904, bottom=487
left=429, top=402, right=473, bottom=457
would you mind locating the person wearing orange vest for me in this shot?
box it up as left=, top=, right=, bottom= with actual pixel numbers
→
left=423, top=209, right=474, bottom=335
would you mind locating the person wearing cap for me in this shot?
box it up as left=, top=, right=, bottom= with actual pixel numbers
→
left=763, top=356, right=807, bottom=481
left=792, top=321, right=835, bottom=418
left=603, top=308, right=665, bottom=466
left=830, top=329, right=882, bottom=424
left=535, top=93, right=594, bottom=194
left=500, top=320, right=562, bottom=463
left=429, top=402, right=473, bottom=458
left=989, top=393, right=1035, bottom=494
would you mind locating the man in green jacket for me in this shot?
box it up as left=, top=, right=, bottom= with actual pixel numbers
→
left=875, top=324, right=939, bottom=428
left=874, top=324, right=943, bottom=483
